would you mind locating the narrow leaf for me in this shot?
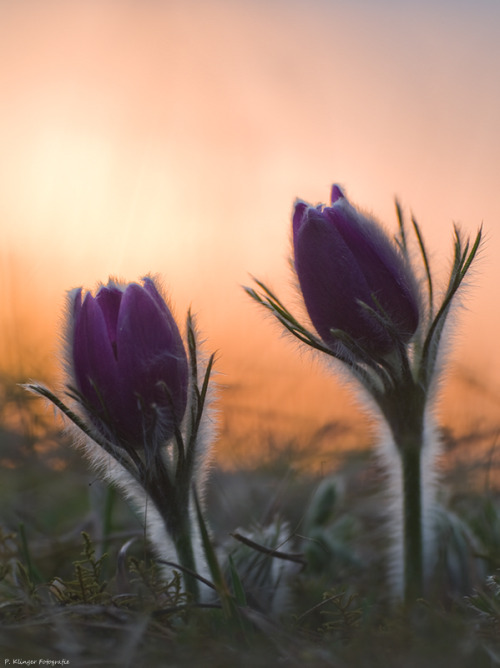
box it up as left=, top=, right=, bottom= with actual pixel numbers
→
left=395, top=199, right=407, bottom=255
left=411, top=214, right=433, bottom=318
left=228, top=554, right=247, bottom=606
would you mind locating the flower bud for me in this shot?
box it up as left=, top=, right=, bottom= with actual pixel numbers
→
left=293, top=185, right=420, bottom=357
left=69, top=277, right=188, bottom=449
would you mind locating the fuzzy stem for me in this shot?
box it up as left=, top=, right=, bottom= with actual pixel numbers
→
left=170, top=503, right=200, bottom=600
left=138, top=450, right=199, bottom=600
left=146, top=474, right=200, bottom=600
left=401, top=443, right=423, bottom=602
left=378, top=381, right=426, bottom=603
left=153, top=490, right=200, bottom=600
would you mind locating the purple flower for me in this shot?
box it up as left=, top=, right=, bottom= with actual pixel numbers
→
left=293, top=185, right=420, bottom=357
left=69, top=277, right=188, bottom=450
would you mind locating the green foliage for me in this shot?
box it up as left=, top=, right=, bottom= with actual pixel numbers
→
left=126, top=555, right=187, bottom=609
left=45, top=531, right=189, bottom=616
left=0, top=527, right=17, bottom=583
left=48, top=531, right=110, bottom=605
left=1, top=420, right=499, bottom=666
left=467, top=571, right=500, bottom=662
left=468, top=572, right=500, bottom=620
left=461, top=495, right=500, bottom=571
left=317, top=589, right=363, bottom=640
left=302, top=477, right=360, bottom=576
left=0, top=528, right=41, bottom=625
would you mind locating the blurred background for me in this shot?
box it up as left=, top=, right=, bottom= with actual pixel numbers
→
left=1, top=0, right=499, bottom=470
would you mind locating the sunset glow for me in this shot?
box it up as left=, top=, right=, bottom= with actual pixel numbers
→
left=1, top=0, right=499, bottom=468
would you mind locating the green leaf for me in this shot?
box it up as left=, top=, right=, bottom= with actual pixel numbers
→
left=411, top=214, right=433, bottom=319
left=228, top=555, right=247, bottom=607
left=192, top=488, right=240, bottom=621
left=419, top=226, right=482, bottom=388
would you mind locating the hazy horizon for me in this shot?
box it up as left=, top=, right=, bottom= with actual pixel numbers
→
left=1, top=0, right=499, bottom=467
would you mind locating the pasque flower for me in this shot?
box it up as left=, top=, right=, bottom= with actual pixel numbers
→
left=247, top=182, right=482, bottom=602
left=69, top=276, right=188, bottom=450
left=293, top=185, right=420, bottom=357
left=27, top=275, right=217, bottom=601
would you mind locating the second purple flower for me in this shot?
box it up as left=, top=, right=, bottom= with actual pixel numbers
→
left=293, top=185, right=420, bottom=358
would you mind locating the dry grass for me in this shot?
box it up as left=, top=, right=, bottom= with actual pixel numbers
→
left=1, top=389, right=500, bottom=667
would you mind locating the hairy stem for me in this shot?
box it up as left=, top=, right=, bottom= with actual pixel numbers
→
left=145, top=463, right=200, bottom=600
left=378, top=381, right=426, bottom=602
left=171, top=505, right=200, bottom=600
left=401, top=444, right=423, bottom=602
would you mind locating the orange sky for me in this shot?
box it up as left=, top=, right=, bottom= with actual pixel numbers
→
left=1, top=1, right=499, bottom=466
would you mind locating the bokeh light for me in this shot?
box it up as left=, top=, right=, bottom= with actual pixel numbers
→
left=1, top=0, right=499, bottom=467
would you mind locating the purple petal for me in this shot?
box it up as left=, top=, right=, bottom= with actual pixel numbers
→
left=294, top=207, right=381, bottom=349
left=115, top=283, right=188, bottom=443
left=330, top=184, right=344, bottom=204
left=293, top=189, right=420, bottom=356
left=95, top=284, right=123, bottom=357
left=70, top=277, right=189, bottom=450
left=71, top=288, right=83, bottom=321
left=292, top=200, right=309, bottom=238
left=72, top=292, right=121, bottom=430
left=326, top=202, right=419, bottom=340
left=141, top=277, right=180, bottom=331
